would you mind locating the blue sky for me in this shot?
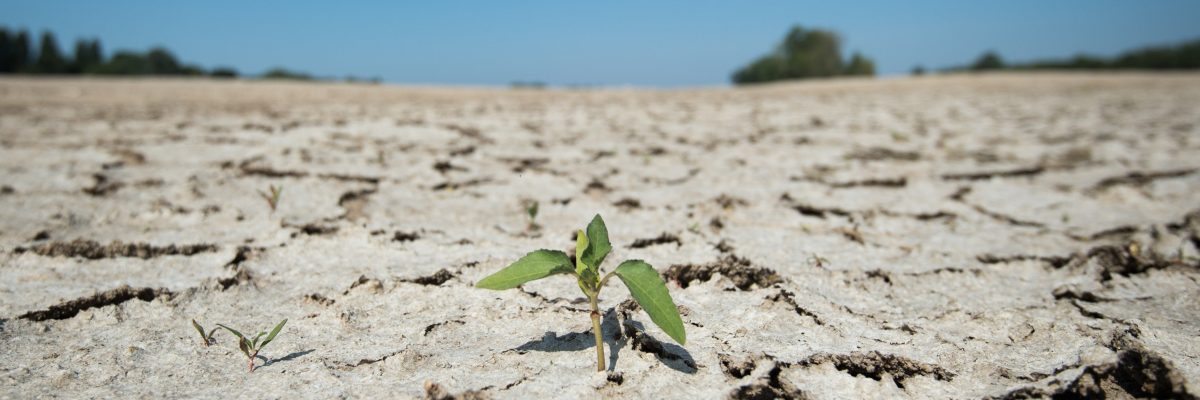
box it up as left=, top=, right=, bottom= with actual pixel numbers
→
left=4, top=1, right=1199, bottom=86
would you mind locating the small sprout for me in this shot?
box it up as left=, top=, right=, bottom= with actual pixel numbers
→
left=477, top=214, right=685, bottom=372
left=258, top=184, right=283, bottom=213
left=191, top=319, right=219, bottom=347
left=218, top=319, right=288, bottom=372
left=524, top=200, right=540, bottom=231
left=808, top=253, right=829, bottom=268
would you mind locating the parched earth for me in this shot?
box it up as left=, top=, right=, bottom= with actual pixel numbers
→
left=0, top=74, right=1198, bottom=399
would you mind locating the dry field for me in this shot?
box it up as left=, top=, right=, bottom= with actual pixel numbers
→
left=0, top=74, right=1198, bottom=398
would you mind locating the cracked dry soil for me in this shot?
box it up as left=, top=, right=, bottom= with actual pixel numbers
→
left=1, top=74, right=1199, bottom=399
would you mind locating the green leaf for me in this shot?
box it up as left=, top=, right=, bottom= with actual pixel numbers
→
left=476, top=250, right=574, bottom=290
left=613, top=260, right=686, bottom=345
left=575, top=229, right=589, bottom=274
left=581, top=214, right=611, bottom=271
left=192, top=319, right=207, bottom=343
left=217, top=324, right=246, bottom=341
left=259, top=319, right=287, bottom=350
left=578, top=266, right=599, bottom=293
left=251, top=332, right=266, bottom=348
left=217, top=324, right=252, bottom=357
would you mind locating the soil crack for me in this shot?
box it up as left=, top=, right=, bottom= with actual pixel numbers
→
left=19, top=286, right=173, bottom=321
left=15, top=239, right=217, bottom=259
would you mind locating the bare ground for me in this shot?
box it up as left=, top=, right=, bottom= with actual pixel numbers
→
left=0, top=73, right=1198, bottom=399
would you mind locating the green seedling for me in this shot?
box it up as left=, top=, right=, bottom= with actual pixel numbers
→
left=525, top=200, right=540, bottom=231
left=258, top=184, right=283, bottom=213
left=191, top=319, right=219, bottom=347
left=808, top=253, right=829, bottom=268
left=477, top=214, right=685, bottom=372
left=218, top=319, right=287, bottom=372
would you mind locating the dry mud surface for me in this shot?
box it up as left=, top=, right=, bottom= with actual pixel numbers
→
left=1, top=74, right=1198, bottom=399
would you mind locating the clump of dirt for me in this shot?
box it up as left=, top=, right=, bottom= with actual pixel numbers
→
left=304, top=293, right=335, bottom=306
left=720, top=353, right=758, bottom=379
left=714, top=194, right=749, bottom=209
left=82, top=173, right=123, bottom=196
left=613, top=198, right=641, bottom=210
left=728, top=363, right=806, bottom=400
left=401, top=269, right=456, bottom=286
left=295, top=223, right=338, bottom=236
left=423, top=381, right=488, bottom=400
left=584, top=178, right=611, bottom=194
left=344, top=275, right=384, bottom=295
left=433, top=160, right=467, bottom=174
left=1068, top=244, right=1180, bottom=280
left=629, top=233, right=681, bottom=248
left=797, top=351, right=954, bottom=388
left=394, top=231, right=421, bottom=242
left=664, top=255, right=782, bottom=290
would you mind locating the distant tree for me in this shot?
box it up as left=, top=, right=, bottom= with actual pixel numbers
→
left=731, top=56, right=787, bottom=84
left=261, top=67, right=314, bottom=80
left=951, top=39, right=1200, bottom=72
left=13, top=29, right=31, bottom=72
left=91, top=47, right=205, bottom=75
left=146, top=47, right=182, bottom=74
left=71, top=39, right=103, bottom=73
left=843, top=52, right=876, bottom=76
left=35, top=31, right=68, bottom=74
left=0, top=28, right=12, bottom=72
left=210, top=67, right=238, bottom=78
left=778, top=27, right=845, bottom=78
left=970, top=51, right=1005, bottom=71
left=911, top=65, right=926, bottom=76
left=95, top=51, right=154, bottom=75
left=733, top=26, right=874, bottom=84
left=1112, top=39, right=1200, bottom=69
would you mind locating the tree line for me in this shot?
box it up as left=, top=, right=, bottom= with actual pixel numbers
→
left=0, top=28, right=237, bottom=77
left=0, top=27, right=379, bottom=82
left=951, top=38, right=1200, bottom=72
left=735, top=25, right=1200, bottom=84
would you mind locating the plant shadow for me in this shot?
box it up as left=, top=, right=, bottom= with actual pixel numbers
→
left=259, top=349, right=315, bottom=368
left=620, top=319, right=697, bottom=374
left=511, top=309, right=695, bottom=374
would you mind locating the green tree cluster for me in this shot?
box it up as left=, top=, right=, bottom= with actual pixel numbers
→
left=0, top=27, right=343, bottom=79
left=261, top=67, right=314, bottom=81
left=971, top=51, right=1005, bottom=71
left=955, top=39, right=1200, bottom=72
left=732, top=26, right=877, bottom=84
left=0, top=28, right=32, bottom=72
